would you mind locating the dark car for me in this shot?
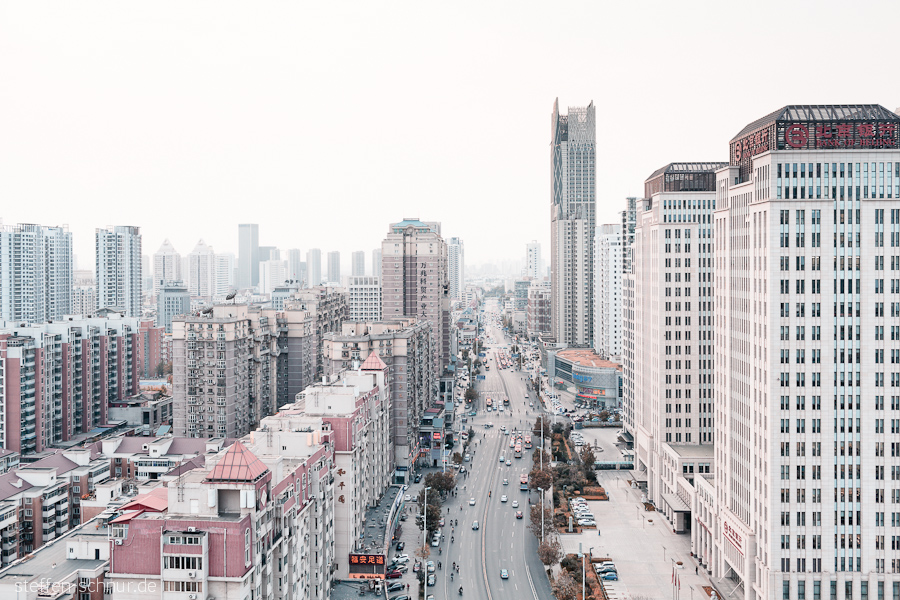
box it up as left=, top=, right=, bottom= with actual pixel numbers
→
left=390, top=596, right=411, bottom=600
left=387, top=582, right=405, bottom=593
left=414, top=474, right=422, bottom=483
left=396, top=541, right=405, bottom=551
left=385, top=570, right=402, bottom=579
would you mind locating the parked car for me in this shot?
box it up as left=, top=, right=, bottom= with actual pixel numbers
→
left=600, top=572, right=619, bottom=581
left=385, top=570, right=402, bottom=579
left=426, top=561, right=435, bottom=573
left=395, top=541, right=405, bottom=551
left=393, top=554, right=409, bottom=563
left=414, top=474, right=422, bottom=483
left=427, top=574, right=436, bottom=586
left=390, top=596, right=411, bottom=600
left=387, top=582, right=405, bottom=593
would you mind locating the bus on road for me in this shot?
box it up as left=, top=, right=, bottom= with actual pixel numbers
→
left=486, top=398, right=493, bottom=410
left=514, top=444, right=522, bottom=458
left=519, top=474, right=528, bottom=491
left=523, top=434, right=532, bottom=449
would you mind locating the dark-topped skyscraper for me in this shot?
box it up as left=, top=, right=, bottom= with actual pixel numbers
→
left=551, top=99, right=596, bottom=348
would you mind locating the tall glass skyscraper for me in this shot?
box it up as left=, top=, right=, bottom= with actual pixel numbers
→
left=550, top=99, right=596, bottom=347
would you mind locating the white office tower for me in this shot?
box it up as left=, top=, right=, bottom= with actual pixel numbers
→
left=95, top=225, right=142, bottom=317
left=700, top=105, right=900, bottom=600
left=237, top=223, right=259, bottom=289
left=526, top=241, right=541, bottom=279
left=550, top=99, right=596, bottom=347
left=186, top=239, right=216, bottom=300
left=593, top=224, right=623, bottom=362
left=348, top=276, right=382, bottom=322
left=0, top=223, right=73, bottom=323
left=307, top=248, right=322, bottom=286
left=351, top=251, right=366, bottom=277
left=326, top=251, right=341, bottom=283
left=372, top=249, right=382, bottom=278
left=626, top=162, right=723, bottom=542
left=259, top=259, right=288, bottom=295
left=448, top=237, right=464, bottom=301
left=152, top=238, right=182, bottom=294
left=214, top=252, right=235, bottom=296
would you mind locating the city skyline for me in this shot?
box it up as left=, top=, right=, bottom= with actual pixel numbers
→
left=4, top=3, right=898, bottom=270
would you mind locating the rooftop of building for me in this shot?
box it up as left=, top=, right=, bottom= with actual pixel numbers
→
left=204, top=441, right=268, bottom=484
left=665, top=444, right=715, bottom=459
left=359, top=485, right=401, bottom=554
left=556, top=348, right=621, bottom=370
left=645, top=162, right=728, bottom=181
left=0, top=514, right=110, bottom=587
left=732, top=104, right=900, bottom=140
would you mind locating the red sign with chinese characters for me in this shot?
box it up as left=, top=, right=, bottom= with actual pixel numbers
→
left=732, top=127, right=771, bottom=162
left=722, top=520, right=743, bottom=555
left=350, top=554, right=386, bottom=566
left=782, top=121, right=897, bottom=150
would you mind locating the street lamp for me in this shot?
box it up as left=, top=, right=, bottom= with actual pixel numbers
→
left=423, top=486, right=433, bottom=554
left=537, top=487, right=545, bottom=543
left=582, top=547, right=594, bottom=600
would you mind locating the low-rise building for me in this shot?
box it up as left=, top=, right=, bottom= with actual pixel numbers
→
left=547, top=348, right=621, bottom=410
left=108, top=391, right=173, bottom=436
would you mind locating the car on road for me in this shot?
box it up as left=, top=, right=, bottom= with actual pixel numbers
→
left=460, top=466, right=467, bottom=474
left=469, top=498, right=476, bottom=505
left=499, top=425, right=506, bottom=431
left=427, top=574, right=436, bottom=586
left=393, top=554, right=409, bottom=563
left=414, top=474, right=422, bottom=483
left=472, top=521, right=479, bottom=530
left=499, top=455, right=505, bottom=462
left=515, top=511, right=523, bottom=519
left=404, top=494, right=411, bottom=502
left=395, top=541, right=405, bottom=551
left=439, top=518, right=445, bottom=526
left=506, top=460, right=512, bottom=466
left=426, top=595, right=434, bottom=600
left=511, top=500, right=519, bottom=508
left=502, top=478, right=508, bottom=485
left=468, top=411, right=477, bottom=416
left=387, top=582, right=405, bottom=593
left=426, top=561, right=435, bottom=573
left=500, top=495, right=508, bottom=502
left=600, top=572, right=619, bottom=581
left=385, top=570, right=402, bottom=579
left=500, top=569, right=509, bottom=579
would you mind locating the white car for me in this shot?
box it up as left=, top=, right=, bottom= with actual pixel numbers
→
left=578, top=519, right=597, bottom=527
left=469, top=498, right=476, bottom=506
left=393, top=554, right=409, bottom=563
left=512, top=500, right=519, bottom=508
left=500, top=495, right=508, bottom=503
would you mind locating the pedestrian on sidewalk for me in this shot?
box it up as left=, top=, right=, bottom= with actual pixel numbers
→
left=695, top=566, right=698, bottom=575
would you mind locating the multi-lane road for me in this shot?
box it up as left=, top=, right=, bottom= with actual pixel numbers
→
left=423, top=316, right=553, bottom=600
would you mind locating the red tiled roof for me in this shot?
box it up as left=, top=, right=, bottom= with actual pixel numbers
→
left=360, top=352, right=387, bottom=371
left=204, top=441, right=268, bottom=483
left=120, top=487, right=168, bottom=513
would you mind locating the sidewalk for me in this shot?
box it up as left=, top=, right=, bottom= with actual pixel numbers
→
left=558, top=471, right=715, bottom=600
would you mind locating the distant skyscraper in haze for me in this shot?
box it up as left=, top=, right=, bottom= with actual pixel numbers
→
left=351, top=251, right=365, bottom=277
left=372, top=249, right=382, bottom=278
left=187, top=239, right=216, bottom=299
left=214, top=252, right=235, bottom=296
left=550, top=99, right=596, bottom=347
left=238, top=224, right=259, bottom=289
left=526, top=241, right=541, bottom=279
left=157, top=280, right=190, bottom=333
left=326, top=251, right=341, bottom=283
left=152, top=238, right=182, bottom=294
left=287, top=249, right=304, bottom=283
left=0, top=223, right=73, bottom=323
left=447, top=237, right=464, bottom=301
left=382, top=218, right=450, bottom=374
left=96, top=225, right=142, bottom=317
left=307, top=248, right=322, bottom=286
left=259, top=246, right=279, bottom=262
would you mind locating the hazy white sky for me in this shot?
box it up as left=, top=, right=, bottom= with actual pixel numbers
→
left=1, top=0, right=899, bottom=271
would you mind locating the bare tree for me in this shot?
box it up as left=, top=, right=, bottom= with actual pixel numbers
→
left=528, top=504, right=555, bottom=540
left=537, top=537, right=563, bottom=566
left=554, top=571, right=579, bottom=600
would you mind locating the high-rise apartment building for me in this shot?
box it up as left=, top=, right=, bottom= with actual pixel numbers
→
left=152, top=238, right=181, bottom=294
left=0, top=223, right=73, bottom=324
left=550, top=99, right=596, bottom=347
left=171, top=304, right=278, bottom=438
left=526, top=281, right=552, bottom=339
left=323, top=318, right=435, bottom=471
left=95, top=226, right=142, bottom=318
left=307, top=248, right=322, bottom=287
left=285, top=286, right=348, bottom=381
left=0, top=313, right=142, bottom=454
left=448, top=237, right=465, bottom=302
left=326, top=251, right=341, bottom=283
left=381, top=218, right=450, bottom=375
left=348, top=276, right=382, bottom=322
left=351, top=250, right=365, bottom=277
left=214, top=252, right=235, bottom=296
left=157, top=280, right=190, bottom=334
left=372, top=248, right=382, bottom=278
left=594, top=224, right=624, bottom=361
left=626, top=162, right=723, bottom=538
left=238, top=223, right=259, bottom=289
left=186, top=239, right=216, bottom=299
left=72, top=284, right=96, bottom=318
left=526, top=240, right=541, bottom=280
